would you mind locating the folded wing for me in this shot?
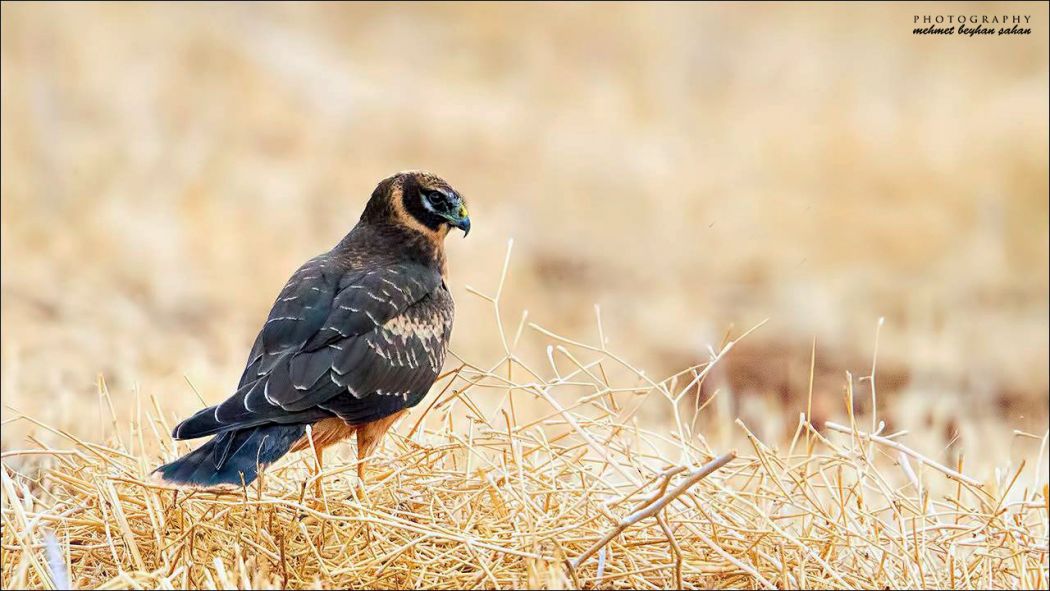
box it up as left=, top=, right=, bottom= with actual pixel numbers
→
left=173, top=258, right=453, bottom=440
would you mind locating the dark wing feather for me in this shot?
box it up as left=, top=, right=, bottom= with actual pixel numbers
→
left=236, top=255, right=336, bottom=389
left=267, top=264, right=442, bottom=411
left=321, top=288, right=453, bottom=423
left=173, top=258, right=452, bottom=440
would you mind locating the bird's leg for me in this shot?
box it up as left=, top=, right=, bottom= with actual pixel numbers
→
left=355, top=410, right=407, bottom=494
left=356, top=427, right=379, bottom=488
left=356, top=438, right=368, bottom=483
left=354, top=430, right=373, bottom=503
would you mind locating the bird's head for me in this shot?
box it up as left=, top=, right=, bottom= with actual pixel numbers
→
left=362, top=171, right=471, bottom=239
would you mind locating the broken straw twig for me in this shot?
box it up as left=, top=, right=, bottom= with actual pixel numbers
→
left=825, top=421, right=980, bottom=487
left=570, top=451, right=736, bottom=569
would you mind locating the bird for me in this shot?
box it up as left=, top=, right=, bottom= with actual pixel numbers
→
left=153, top=171, right=470, bottom=489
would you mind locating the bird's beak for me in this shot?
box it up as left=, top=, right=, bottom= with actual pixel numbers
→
left=448, top=203, right=470, bottom=236
left=455, top=217, right=471, bottom=236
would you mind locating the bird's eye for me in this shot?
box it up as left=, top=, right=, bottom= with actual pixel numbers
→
left=422, top=190, right=448, bottom=210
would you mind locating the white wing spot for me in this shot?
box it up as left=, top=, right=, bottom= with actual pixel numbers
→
left=380, top=277, right=407, bottom=294
left=263, top=380, right=277, bottom=406
left=266, top=316, right=302, bottom=324
left=326, top=325, right=349, bottom=337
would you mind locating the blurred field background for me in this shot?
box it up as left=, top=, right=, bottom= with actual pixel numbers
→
left=2, top=1, right=1048, bottom=480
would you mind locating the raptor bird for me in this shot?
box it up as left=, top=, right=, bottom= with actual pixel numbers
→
left=153, top=171, right=470, bottom=489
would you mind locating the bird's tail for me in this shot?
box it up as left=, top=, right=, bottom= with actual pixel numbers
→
left=152, top=424, right=306, bottom=489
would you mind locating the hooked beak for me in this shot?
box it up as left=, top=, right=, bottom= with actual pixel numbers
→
left=447, top=202, right=471, bottom=236
left=454, top=217, right=471, bottom=236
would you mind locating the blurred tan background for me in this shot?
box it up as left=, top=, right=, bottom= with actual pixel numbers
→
left=2, top=3, right=1047, bottom=467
